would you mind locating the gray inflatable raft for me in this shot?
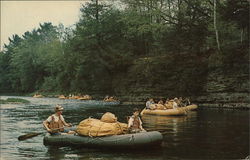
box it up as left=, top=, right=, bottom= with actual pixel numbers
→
left=43, top=131, right=163, bottom=148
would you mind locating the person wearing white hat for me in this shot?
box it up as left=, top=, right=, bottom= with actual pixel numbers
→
left=43, top=105, right=73, bottom=135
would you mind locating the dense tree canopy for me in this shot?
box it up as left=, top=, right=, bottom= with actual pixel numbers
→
left=0, top=0, right=248, bottom=96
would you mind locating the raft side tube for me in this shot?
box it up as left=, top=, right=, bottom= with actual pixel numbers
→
left=43, top=131, right=163, bottom=148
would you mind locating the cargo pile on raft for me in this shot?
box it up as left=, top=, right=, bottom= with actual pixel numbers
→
left=77, top=112, right=127, bottom=137
left=141, top=97, right=198, bottom=116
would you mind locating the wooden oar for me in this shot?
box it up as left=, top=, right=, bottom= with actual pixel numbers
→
left=18, top=126, right=75, bottom=141
left=18, top=132, right=44, bottom=141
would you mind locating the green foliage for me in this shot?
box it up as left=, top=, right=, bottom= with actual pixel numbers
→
left=0, top=0, right=248, bottom=97
left=0, top=98, right=30, bottom=104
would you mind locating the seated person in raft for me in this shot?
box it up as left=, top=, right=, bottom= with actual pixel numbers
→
left=173, top=98, right=179, bottom=109
left=183, top=97, right=191, bottom=106
left=156, top=99, right=167, bottom=110
left=103, top=95, right=109, bottom=101
left=178, top=97, right=185, bottom=107
left=43, top=105, right=75, bottom=135
left=158, top=99, right=164, bottom=105
left=165, top=98, right=169, bottom=103
left=128, top=108, right=146, bottom=133
left=146, top=98, right=155, bottom=109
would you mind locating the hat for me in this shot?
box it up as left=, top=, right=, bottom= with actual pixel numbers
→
left=55, top=105, right=64, bottom=112
left=133, top=108, right=140, bottom=113
left=174, top=97, right=178, bottom=101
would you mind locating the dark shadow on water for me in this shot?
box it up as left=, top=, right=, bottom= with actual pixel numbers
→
left=45, top=145, right=166, bottom=160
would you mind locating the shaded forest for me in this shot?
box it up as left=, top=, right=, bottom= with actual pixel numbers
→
left=0, top=0, right=249, bottom=102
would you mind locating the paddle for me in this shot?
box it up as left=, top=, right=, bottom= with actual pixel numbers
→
left=18, top=132, right=44, bottom=141
left=18, top=125, right=75, bottom=141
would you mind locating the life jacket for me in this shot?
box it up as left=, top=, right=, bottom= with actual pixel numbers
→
left=48, top=115, right=64, bottom=133
left=131, top=116, right=141, bottom=130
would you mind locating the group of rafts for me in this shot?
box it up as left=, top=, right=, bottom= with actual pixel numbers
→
left=58, top=94, right=92, bottom=100
left=33, top=93, right=119, bottom=102
left=44, top=99, right=198, bottom=149
left=58, top=94, right=119, bottom=102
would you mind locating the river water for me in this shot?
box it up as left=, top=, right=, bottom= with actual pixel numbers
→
left=0, top=96, right=249, bottom=160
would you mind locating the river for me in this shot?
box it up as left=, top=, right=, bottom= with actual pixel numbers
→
left=0, top=96, right=249, bottom=160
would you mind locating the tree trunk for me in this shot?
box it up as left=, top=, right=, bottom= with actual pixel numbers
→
left=213, top=0, right=221, bottom=52
left=168, top=0, right=171, bottom=16
left=240, top=28, right=243, bottom=44
left=95, top=0, right=99, bottom=21
left=95, top=0, right=101, bottom=47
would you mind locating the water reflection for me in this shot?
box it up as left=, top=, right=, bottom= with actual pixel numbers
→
left=46, top=145, right=165, bottom=160
left=142, top=112, right=198, bottom=135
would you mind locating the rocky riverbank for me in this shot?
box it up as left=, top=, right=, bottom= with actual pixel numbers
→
left=114, top=47, right=249, bottom=109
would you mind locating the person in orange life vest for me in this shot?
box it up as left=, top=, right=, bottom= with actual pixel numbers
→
left=43, top=105, right=74, bottom=135
left=128, top=108, right=146, bottom=133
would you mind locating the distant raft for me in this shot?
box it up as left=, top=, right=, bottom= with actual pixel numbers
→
left=141, top=104, right=198, bottom=116
left=58, top=95, right=67, bottom=99
left=103, top=98, right=119, bottom=103
left=43, top=131, right=163, bottom=148
left=33, top=94, right=43, bottom=98
left=78, top=95, right=92, bottom=100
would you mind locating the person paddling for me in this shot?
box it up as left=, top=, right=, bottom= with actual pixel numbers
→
left=128, top=108, right=146, bottom=133
left=43, top=105, right=75, bottom=135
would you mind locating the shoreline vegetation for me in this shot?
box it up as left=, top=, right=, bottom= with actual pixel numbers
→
left=0, top=98, right=30, bottom=104
left=1, top=92, right=249, bottom=109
